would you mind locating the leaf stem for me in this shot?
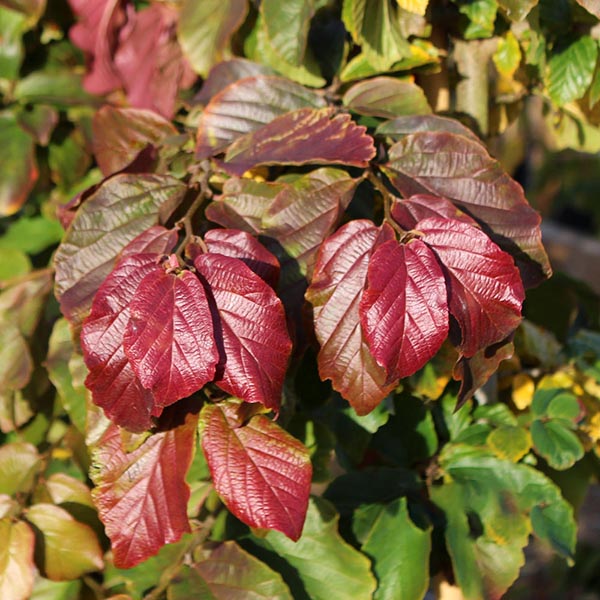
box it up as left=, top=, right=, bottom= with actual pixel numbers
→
left=367, top=170, right=406, bottom=238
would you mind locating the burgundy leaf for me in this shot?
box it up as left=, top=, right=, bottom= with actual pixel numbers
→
left=204, top=229, right=280, bottom=288
left=376, top=114, right=481, bottom=143
left=305, top=220, right=396, bottom=415
left=194, top=253, right=292, bottom=411
left=90, top=412, right=197, bottom=568
left=360, top=238, right=449, bottom=381
left=196, top=75, right=326, bottom=158
left=222, top=108, right=376, bottom=176
left=384, top=131, right=551, bottom=287
left=92, top=106, right=178, bottom=176
left=391, top=194, right=477, bottom=230
left=418, top=217, right=524, bottom=357
left=123, top=263, right=219, bottom=406
left=81, top=253, right=167, bottom=432
left=118, top=225, right=179, bottom=259
left=114, top=3, right=196, bottom=118
left=200, top=401, right=311, bottom=541
left=453, top=336, right=515, bottom=408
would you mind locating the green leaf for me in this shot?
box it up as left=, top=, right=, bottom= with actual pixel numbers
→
left=343, top=76, right=431, bottom=118
left=45, top=318, right=87, bottom=433
left=487, top=425, right=531, bottom=462
left=178, top=0, right=248, bottom=77
left=187, top=541, right=294, bottom=599
left=30, top=578, right=81, bottom=600
left=0, top=442, right=40, bottom=495
left=14, top=70, right=99, bottom=108
left=0, top=215, right=64, bottom=254
left=458, top=0, right=498, bottom=40
left=546, top=36, right=598, bottom=106
left=0, top=6, right=26, bottom=80
left=0, top=0, right=45, bottom=21
left=353, top=498, right=431, bottom=600
left=473, top=403, right=518, bottom=427
left=530, top=420, right=584, bottom=470
left=16, top=104, right=58, bottom=146
left=0, top=248, right=31, bottom=281
left=0, top=110, right=38, bottom=216
left=48, top=129, right=91, bottom=190
left=261, top=0, right=314, bottom=66
left=254, top=497, right=377, bottom=600
left=497, top=0, right=539, bottom=21
left=25, top=503, right=104, bottom=581
left=53, top=174, right=187, bottom=326
left=0, top=518, right=35, bottom=600
left=493, top=31, right=522, bottom=77
left=531, top=388, right=579, bottom=420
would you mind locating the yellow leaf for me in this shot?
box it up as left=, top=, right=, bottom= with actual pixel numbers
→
left=512, top=373, right=535, bottom=410
left=396, top=0, right=429, bottom=16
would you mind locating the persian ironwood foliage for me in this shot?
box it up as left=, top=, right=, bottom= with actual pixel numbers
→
left=7, top=1, right=600, bottom=598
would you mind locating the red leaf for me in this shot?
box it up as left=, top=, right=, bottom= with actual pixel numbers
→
left=222, top=108, right=376, bottom=176
left=200, top=401, right=311, bottom=541
left=195, top=253, right=291, bottom=411
left=418, top=217, right=524, bottom=357
left=360, top=239, right=449, bottom=381
left=305, top=220, right=397, bottom=415
left=391, top=195, right=477, bottom=230
left=91, top=412, right=197, bottom=568
left=123, top=264, right=219, bottom=407
left=81, top=253, right=165, bottom=432
left=384, top=131, right=551, bottom=287
left=196, top=75, right=326, bottom=158
left=92, top=106, right=178, bottom=176
left=204, top=228, right=280, bottom=288
left=118, top=225, right=179, bottom=259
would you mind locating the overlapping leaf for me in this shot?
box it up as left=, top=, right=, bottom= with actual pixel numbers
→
left=384, top=130, right=550, bottom=287
left=376, top=114, right=481, bottom=143
left=0, top=518, right=34, bottom=600
left=200, top=400, right=311, bottom=540
left=54, top=174, right=186, bottom=326
left=306, top=220, right=396, bottom=414
left=195, top=253, right=291, bottom=410
left=123, top=265, right=219, bottom=407
left=196, top=76, right=326, bottom=158
left=391, top=195, right=477, bottom=229
left=90, top=412, right=197, bottom=568
left=92, top=106, right=178, bottom=176
left=222, top=107, right=376, bottom=176
left=416, top=217, right=524, bottom=357
left=360, top=238, right=449, bottom=381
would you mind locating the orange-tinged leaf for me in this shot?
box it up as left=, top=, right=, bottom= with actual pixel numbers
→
left=0, top=518, right=35, bottom=600
left=90, top=410, right=197, bottom=568
left=200, top=400, right=311, bottom=540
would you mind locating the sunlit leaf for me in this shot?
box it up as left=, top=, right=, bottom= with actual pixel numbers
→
left=306, top=220, right=397, bottom=414
left=200, top=400, right=311, bottom=540
left=487, top=426, right=531, bottom=462
left=0, top=318, right=33, bottom=392
left=396, top=0, right=429, bottom=15
left=54, top=175, right=186, bottom=326
left=360, top=239, right=449, bottom=381
left=385, top=130, right=551, bottom=286
left=92, top=106, right=178, bottom=176
left=497, top=0, right=539, bottom=21
left=25, top=503, right=103, bottom=580
left=0, top=518, right=35, bottom=600
left=178, top=0, right=248, bottom=77
left=91, top=412, right=197, bottom=568
left=196, top=76, right=326, bottom=158
left=194, top=254, right=292, bottom=410
left=575, top=0, right=600, bottom=18
left=0, top=442, right=40, bottom=496
left=0, top=111, right=38, bottom=216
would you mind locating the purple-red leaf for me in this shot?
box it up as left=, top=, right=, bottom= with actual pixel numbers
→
left=118, top=225, right=179, bottom=260
left=376, top=114, right=481, bottom=143
left=123, top=264, right=219, bottom=407
left=222, top=108, right=376, bottom=176
left=360, top=238, right=449, bottom=381
left=391, top=195, right=477, bottom=230
left=384, top=131, right=550, bottom=287
left=90, top=412, right=197, bottom=568
left=200, top=401, right=311, bottom=541
left=196, top=75, right=326, bottom=158
left=305, top=220, right=396, bottom=415
left=81, top=253, right=165, bottom=432
left=195, top=254, right=291, bottom=411
left=418, top=217, right=524, bottom=357
left=204, top=228, right=280, bottom=288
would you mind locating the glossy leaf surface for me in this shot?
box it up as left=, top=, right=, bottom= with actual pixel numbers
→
left=306, top=220, right=396, bottom=414
left=195, top=253, right=291, bottom=410
left=200, top=401, right=311, bottom=540
left=123, top=266, right=218, bottom=407
left=222, top=108, right=376, bottom=176
left=91, top=412, right=197, bottom=568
